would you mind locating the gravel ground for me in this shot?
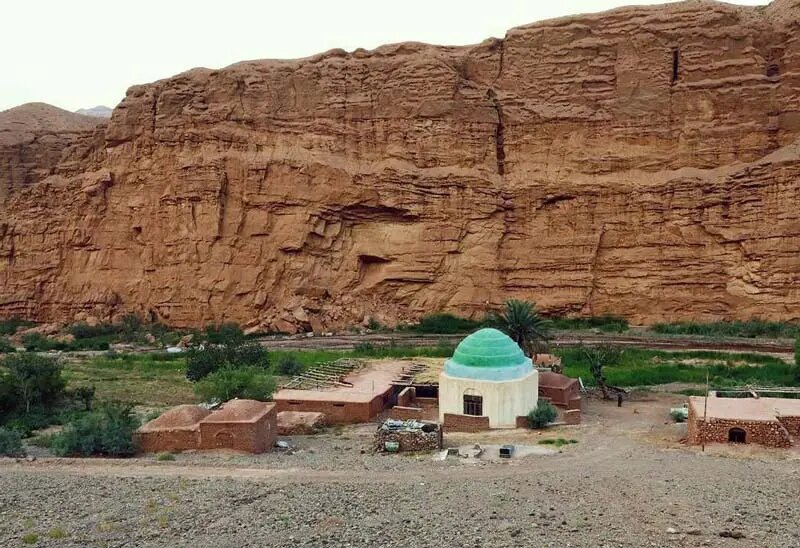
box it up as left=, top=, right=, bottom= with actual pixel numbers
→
left=2, top=396, right=799, bottom=547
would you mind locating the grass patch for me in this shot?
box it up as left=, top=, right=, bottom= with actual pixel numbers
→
left=538, top=438, right=578, bottom=448
left=21, top=533, right=38, bottom=545
left=156, top=452, right=175, bottom=461
left=558, top=347, right=798, bottom=388
left=651, top=319, right=800, bottom=339
left=548, top=315, right=629, bottom=333
left=403, top=313, right=484, bottom=334
left=46, top=527, right=66, bottom=539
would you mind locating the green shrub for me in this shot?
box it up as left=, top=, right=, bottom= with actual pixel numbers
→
left=185, top=341, right=269, bottom=381
left=538, top=438, right=578, bottom=448
left=50, top=404, right=139, bottom=457
left=156, top=451, right=175, bottom=461
left=0, top=337, right=15, bottom=353
left=69, top=385, right=95, bottom=411
left=1, top=353, right=65, bottom=414
left=0, top=317, right=35, bottom=336
left=353, top=342, right=375, bottom=354
left=204, top=322, right=245, bottom=346
left=193, top=367, right=276, bottom=402
left=22, top=532, right=38, bottom=545
left=795, top=336, right=799, bottom=367
left=548, top=315, right=629, bottom=333
left=651, top=319, right=800, bottom=339
left=526, top=401, right=558, bottom=429
left=669, top=409, right=687, bottom=423
left=276, top=355, right=304, bottom=376
left=69, top=322, right=119, bottom=339
left=410, top=313, right=483, bottom=334
left=2, top=409, right=55, bottom=437
left=0, top=426, right=25, bottom=457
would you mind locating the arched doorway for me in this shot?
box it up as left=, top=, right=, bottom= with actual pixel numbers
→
left=728, top=427, right=746, bottom=444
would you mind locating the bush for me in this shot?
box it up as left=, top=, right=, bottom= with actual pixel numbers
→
left=651, top=319, right=800, bottom=339
left=276, top=355, right=304, bottom=376
left=193, top=367, right=276, bottom=402
left=69, top=385, right=96, bottom=411
left=185, top=341, right=269, bottom=381
left=0, top=338, right=15, bottom=353
left=204, top=322, right=245, bottom=346
left=1, top=353, right=65, bottom=414
left=526, top=401, right=558, bottom=429
left=69, top=322, right=119, bottom=340
left=353, top=342, right=375, bottom=354
left=156, top=451, right=175, bottom=461
left=796, top=336, right=799, bottom=367
left=0, top=317, right=35, bottom=336
left=50, top=404, right=139, bottom=457
left=410, top=313, right=483, bottom=334
left=669, top=409, right=687, bottom=423
left=548, top=315, right=629, bottom=333
left=0, top=426, right=25, bottom=457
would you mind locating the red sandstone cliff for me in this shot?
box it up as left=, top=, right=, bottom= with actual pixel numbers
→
left=2, top=0, right=800, bottom=331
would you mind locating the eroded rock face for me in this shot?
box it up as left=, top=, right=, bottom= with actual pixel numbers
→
left=0, top=103, right=105, bottom=205
left=2, top=0, right=800, bottom=330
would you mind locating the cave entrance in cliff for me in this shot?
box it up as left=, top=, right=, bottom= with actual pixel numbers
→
left=671, top=48, right=679, bottom=85
left=728, top=428, right=746, bottom=444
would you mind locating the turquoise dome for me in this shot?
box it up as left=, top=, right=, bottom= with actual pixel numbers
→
left=444, top=328, right=533, bottom=381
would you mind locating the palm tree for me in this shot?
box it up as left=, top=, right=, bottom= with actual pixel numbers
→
left=581, top=344, right=622, bottom=399
left=489, top=299, right=551, bottom=357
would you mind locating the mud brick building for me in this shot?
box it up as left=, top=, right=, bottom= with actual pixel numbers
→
left=135, top=399, right=277, bottom=454
left=687, top=395, right=800, bottom=448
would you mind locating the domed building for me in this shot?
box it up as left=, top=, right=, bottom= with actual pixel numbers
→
left=439, top=328, right=539, bottom=428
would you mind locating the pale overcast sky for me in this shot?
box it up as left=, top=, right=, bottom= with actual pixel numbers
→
left=1, top=0, right=768, bottom=112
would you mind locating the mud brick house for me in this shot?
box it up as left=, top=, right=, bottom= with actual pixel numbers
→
left=687, top=395, right=800, bottom=448
left=273, top=361, right=402, bottom=424
left=136, top=399, right=277, bottom=454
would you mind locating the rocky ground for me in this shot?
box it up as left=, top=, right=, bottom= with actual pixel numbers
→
left=2, top=394, right=799, bottom=547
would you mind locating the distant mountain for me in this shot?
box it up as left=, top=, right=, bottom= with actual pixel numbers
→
left=75, top=105, right=112, bottom=118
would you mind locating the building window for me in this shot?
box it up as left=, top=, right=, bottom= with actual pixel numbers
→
left=463, top=394, right=483, bottom=416
left=728, top=427, right=746, bottom=444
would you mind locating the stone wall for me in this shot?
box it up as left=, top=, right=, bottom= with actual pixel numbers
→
left=442, top=413, right=490, bottom=433
left=687, top=402, right=792, bottom=448
left=777, top=415, right=800, bottom=438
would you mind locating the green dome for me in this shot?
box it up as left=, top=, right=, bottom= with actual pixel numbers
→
left=450, top=328, right=527, bottom=368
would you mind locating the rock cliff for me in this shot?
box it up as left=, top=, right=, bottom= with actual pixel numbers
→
left=2, top=0, right=800, bottom=331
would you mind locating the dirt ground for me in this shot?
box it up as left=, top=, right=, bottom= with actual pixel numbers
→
left=2, top=391, right=799, bottom=547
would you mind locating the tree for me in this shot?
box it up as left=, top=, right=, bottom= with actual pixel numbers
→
left=488, top=299, right=551, bottom=356
left=193, top=367, right=276, bottom=402
left=581, top=345, right=622, bottom=399
left=3, top=353, right=65, bottom=413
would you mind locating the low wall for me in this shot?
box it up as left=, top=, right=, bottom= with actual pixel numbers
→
left=397, top=386, right=415, bottom=408
left=388, top=406, right=424, bottom=420
left=443, top=413, right=490, bottom=433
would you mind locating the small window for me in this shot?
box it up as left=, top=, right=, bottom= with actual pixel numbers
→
left=728, top=427, right=746, bottom=444
left=463, top=394, right=483, bottom=416
left=333, top=403, right=345, bottom=407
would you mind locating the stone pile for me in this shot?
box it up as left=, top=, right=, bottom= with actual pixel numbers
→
left=374, top=419, right=442, bottom=453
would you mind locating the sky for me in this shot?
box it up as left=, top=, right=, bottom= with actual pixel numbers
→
left=1, top=0, right=768, bottom=112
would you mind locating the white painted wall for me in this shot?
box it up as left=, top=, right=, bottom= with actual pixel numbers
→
left=438, top=370, right=539, bottom=428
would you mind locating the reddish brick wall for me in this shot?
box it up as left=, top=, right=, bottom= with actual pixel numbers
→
left=562, top=409, right=581, bottom=425
left=515, top=415, right=528, bottom=428
left=387, top=406, right=424, bottom=420
left=198, top=409, right=277, bottom=453
left=687, top=403, right=792, bottom=448
left=443, top=413, right=490, bottom=433
left=135, top=427, right=200, bottom=453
